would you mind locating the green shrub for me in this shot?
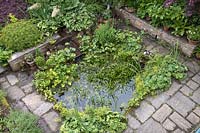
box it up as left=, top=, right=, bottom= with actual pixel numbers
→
left=4, top=110, right=42, bottom=133
left=0, top=20, right=43, bottom=52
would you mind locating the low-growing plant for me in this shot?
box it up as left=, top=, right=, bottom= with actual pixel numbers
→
left=4, top=110, right=42, bottom=133
left=0, top=20, right=43, bottom=52
left=54, top=102, right=127, bottom=133
left=128, top=55, right=187, bottom=109
left=34, top=47, right=78, bottom=101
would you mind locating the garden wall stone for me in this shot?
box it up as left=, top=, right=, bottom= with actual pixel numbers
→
left=8, top=34, right=71, bottom=71
left=114, top=9, right=196, bottom=57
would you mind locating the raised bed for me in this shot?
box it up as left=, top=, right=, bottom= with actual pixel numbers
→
left=8, top=34, right=72, bottom=71
left=114, top=8, right=197, bottom=57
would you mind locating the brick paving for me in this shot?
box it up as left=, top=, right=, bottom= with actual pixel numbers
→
left=124, top=41, right=200, bottom=133
left=0, top=34, right=199, bottom=133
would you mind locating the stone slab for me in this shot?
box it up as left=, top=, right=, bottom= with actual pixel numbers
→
left=43, top=111, right=60, bottom=132
left=163, top=119, right=176, bottom=131
left=193, top=107, right=200, bottom=117
left=167, top=92, right=195, bottom=117
left=187, top=112, right=200, bottom=125
left=186, top=80, right=199, bottom=90
left=33, top=102, right=53, bottom=116
left=20, top=83, right=33, bottom=94
left=169, top=112, right=192, bottom=132
left=135, top=101, right=155, bottom=123
left=22, top=92, right=45, bottom=111
left=166, top=81, right=182, bottom=96
left=127, top=114, right=141, bottom=130
left=147, top=93, right=169, bottom=109
left=136, top=118, right=167, bottom=133
left=192, top=74, right=200, bottom=84
left=190, top=88, right=200, bottom=104
left=7, top=86, right=25, bottom=101
left=0, top=66, right=6, bottom=74
left=152, top=104, right=172, bottom=123
left=180, top=85, right=193, bottom=96
left=6, top=74, right=19, bottom=85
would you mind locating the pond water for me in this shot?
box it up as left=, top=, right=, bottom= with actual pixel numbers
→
left=55, top=73, right=135, bottom=113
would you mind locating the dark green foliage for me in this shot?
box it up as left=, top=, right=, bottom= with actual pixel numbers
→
left=3, top=110, right=42, bottom=133
left=0, top=20, right=43, bottom=52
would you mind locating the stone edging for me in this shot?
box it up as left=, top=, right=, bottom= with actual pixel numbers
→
left=114, top=8, right=196, bottom=57
left=8, top=34, right=71, bottom=71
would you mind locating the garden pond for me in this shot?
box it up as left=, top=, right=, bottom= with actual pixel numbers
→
left=55, top=72, right=135, bottom=113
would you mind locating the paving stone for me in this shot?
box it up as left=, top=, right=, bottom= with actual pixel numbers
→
left=43, top=111, right=60, bottom=132
left=0, top=66, right=6, bottom=74
left=0, top=77, right=6, bottom=83
left=22, top=93, right=45, bottom=111
left=184, top=60, right=200, bottom=73
left=180, top=85, right=193, bottom=96
left=127, top=114, right=141, bottom=129
left=6, top=74, right=19, bottom=85
left=186, top=80, right=199, bottom=90
left=162, top=119, right=176, bottom=131
left=174, top=129, right=185, bottom=133
left=167, top=92, right=195, bottom=117
left=190, top=88, right=200, bottom=104
left=33, top=102, right=53, bottom=116
left=135, top=101, right=155, bottom=123
left=0, top=81, right=10, bottom=90
left=20, top=83, right=33, bottom=94
left=187, top=112, right=200, bottom=125
left=169, top=112, right=192, bottom=132
left=12, top=101, right=29, bottom=112
left=152, top=104, right=172, bottom=123
left=193, top=107, right=200, bottom=117
left=7, top=86, right=25, bottom=101
left=166, top=81, right=182, bottom=96
left=136, top=118, right=167, bottom=133
left=188, top=71, right=195, bottom=78
left=192, top=74, right=200, bottom=84
left=147, top=93, right=169, bottom=109
left=38, top=119, right=53, bottom=133
left=123, top=127, right=134, bottom=133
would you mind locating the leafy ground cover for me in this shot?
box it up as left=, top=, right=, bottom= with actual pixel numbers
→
left=0, top=90, right=42, bottom=133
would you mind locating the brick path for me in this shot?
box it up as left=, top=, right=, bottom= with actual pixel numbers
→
left=124, top=38, right=200, bottom=133
left=0, top=35, right=199, bottom=133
